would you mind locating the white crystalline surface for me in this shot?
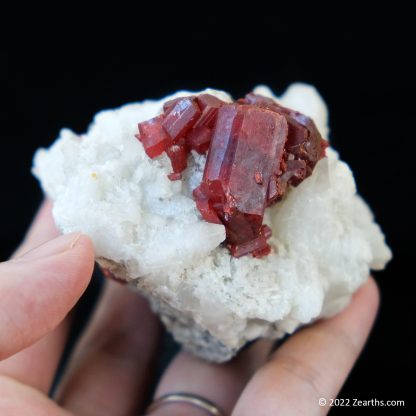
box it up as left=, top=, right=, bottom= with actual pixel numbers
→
left=33, top=84, right=392, bottom=350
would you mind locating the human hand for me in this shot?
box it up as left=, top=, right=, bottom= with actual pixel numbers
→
left=0, top=201, right=379, bottom=415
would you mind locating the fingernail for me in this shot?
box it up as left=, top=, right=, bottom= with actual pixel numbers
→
left=13, top=232, right=83, bottom=262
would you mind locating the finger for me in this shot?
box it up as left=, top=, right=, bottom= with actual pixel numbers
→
left=232, top=277, right=380, bottom=416
left=150, top=340, right=273, bottom=416
left=0, top=320, right=70, bottom=393
left=0, top=232, right=95, bottom=361
left=12, top=200, right=59, bottom=259
left=56, top=280, right=162, bottom=416
left=0, top=375, right=73, bottom=415
left=0, top=201, right=74, bottom=393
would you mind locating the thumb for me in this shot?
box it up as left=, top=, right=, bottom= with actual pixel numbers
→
left=0, top=233, right=95, bottom=361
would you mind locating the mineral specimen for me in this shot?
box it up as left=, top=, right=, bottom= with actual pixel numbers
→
left=33, top=84, right=392, bottom=362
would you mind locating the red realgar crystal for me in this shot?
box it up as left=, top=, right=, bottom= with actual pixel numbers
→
left=193, top=104, right=288, bottom=257
left=136, top=115, right=173, bottom=158
left=136, top=94, right=226, bottom=179
left=239, top=93, right=328, bottom=193
left=162, top=97, right=201, bottom=141
left=136, top=91, right=327, bottom=258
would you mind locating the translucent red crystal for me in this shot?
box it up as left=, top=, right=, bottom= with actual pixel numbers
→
left=137, top=95, right=227, bottom=179
left=162, top=97, right=201, bottom=141
left=193, top=186, right=222, bottom=224
left=186, top=94, right=225, bottom=154
left=239, top=93, right=327, bottom=192
left=186, top=126, right=212, bottom=154
left=136, top=115, right=173, bottom=158
left=241, top=93, right=321, bottom=159
left=136, top=91, right=327, bottom=258
left=193, top=104, right=288, bottom=257
left=194, top=94, right=224, bottom=128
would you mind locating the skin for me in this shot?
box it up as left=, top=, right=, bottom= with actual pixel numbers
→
left=0, top=201, right=380, bottom=416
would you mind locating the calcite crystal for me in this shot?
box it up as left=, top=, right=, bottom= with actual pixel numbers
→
left=136, top=92, right=327, bottom=257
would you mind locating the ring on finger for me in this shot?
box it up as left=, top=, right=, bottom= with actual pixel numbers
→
left=145, top=392, right=225, bottom=415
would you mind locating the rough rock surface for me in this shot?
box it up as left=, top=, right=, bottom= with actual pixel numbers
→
left=33, top=84, right=392, bottom=362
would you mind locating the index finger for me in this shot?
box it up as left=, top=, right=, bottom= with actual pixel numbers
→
left=232, top=277, right=380, bottom=416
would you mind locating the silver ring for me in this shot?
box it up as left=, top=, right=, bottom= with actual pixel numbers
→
left=145, top=392, right=225, bottom=415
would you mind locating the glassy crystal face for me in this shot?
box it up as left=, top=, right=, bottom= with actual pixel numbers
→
left=193, top=105, right=288, bottom=257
